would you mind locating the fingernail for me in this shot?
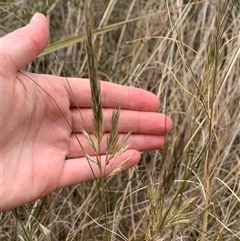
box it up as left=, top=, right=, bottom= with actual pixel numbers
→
left=30, top=13, right=41, bottom=23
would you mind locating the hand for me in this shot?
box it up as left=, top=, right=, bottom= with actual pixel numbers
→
left=0, top=13, right=172, bottom=211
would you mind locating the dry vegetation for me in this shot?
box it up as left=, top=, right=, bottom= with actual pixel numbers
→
left=1, top=0, right=240, bottom=240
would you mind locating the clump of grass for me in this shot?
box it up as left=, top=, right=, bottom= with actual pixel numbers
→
left=84, top=1, right=104, bottom=143
left=84, top=0, right=130, bottom=175
left=142, top=1, right=239, bottom=239
left=83, top=2, right=131, bottom=240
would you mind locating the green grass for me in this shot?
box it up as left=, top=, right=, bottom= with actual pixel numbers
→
left=1, top=0, right=240, bottom=240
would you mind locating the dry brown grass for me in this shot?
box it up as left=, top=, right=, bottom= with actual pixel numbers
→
left=1, top=0, right=240, bottom=240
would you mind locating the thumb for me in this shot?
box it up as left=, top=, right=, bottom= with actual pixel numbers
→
left=1, top=13, right=49, bottom=72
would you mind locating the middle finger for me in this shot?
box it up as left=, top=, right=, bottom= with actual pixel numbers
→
left=71, top=108, right=172, bottom=135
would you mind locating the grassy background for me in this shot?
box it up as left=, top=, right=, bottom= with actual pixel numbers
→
left=1, top=0, right=240, bottom=240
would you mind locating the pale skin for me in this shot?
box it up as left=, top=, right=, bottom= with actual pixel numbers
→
left=0, top=13, right=172, bottom=212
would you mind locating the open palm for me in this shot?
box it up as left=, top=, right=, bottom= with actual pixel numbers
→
left=0, top=13, right=172, bottom=211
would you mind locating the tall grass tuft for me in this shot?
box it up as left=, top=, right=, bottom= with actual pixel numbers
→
left=84, top=2, right=130, bottom=240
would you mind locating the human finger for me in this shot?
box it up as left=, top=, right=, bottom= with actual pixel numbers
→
left=71, top=108, right=172, bottom=135
left=2, top=13, right=49, bottom=73
left=66, top=133, right=165, bottom=158
left=22, top=73, right=161, bottom=111
left=58, top=150, right=140, bottom=188
left=67, top=78, right=161, bottom=111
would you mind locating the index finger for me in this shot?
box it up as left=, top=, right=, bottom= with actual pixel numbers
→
left=67, top=78, right=161, bottom=111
